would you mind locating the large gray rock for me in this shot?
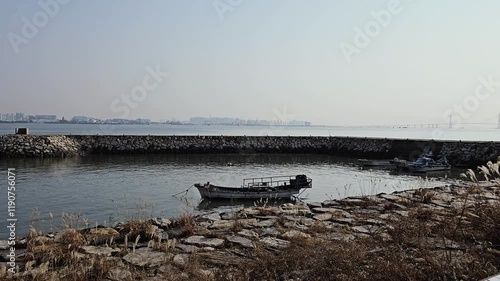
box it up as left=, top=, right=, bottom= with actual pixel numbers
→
left=313, top=213, right=332, bottom=221
left=209, top=219, right=257, bottom=229
left=260, top=227, right=280, bottom=237
left=81, top=246, right=120, bottom=257
left=237, top=229, right=259, bottom=239
left=151, top=218, right=172, bottom=228
left=312, top=208, right=351, bottom=217
left=201, top=212, right=222, bottom=221
left=123, top=248, right=169, bottom=267
left=260, top=237, right=290, bottom=249
left=255, top=219, right=276, bottom=228
left=175, top=243, right=200, bottom=253
left=184, top=236, right=224, bottom=248
left=173, top=254, right=190, bottom=267
left=226, top=235, right=255, bottom=248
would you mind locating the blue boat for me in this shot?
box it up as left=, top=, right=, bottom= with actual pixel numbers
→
left=405, top=155, right=451, bottom=173
left=391, top=147, right=451, bottom=173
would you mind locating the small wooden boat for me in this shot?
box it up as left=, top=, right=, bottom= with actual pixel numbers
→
left=194, top=175, right=312, bottom=199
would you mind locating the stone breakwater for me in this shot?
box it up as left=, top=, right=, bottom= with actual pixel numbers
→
left=1, top=135, right=499, bottom=166
left=1, top=182, right=499, bottom=280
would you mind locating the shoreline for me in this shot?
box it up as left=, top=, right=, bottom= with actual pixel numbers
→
left=1, top=181, right=499, bottom=280
left=1, top=134, right=500, bottom=167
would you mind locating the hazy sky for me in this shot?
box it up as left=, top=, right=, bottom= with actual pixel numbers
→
left=1, top=0, right=500, bottom=126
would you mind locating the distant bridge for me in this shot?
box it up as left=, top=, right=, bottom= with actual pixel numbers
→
left=331, top=123, right=498, bottom=129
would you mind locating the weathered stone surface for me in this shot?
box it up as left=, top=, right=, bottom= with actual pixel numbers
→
left=173, top=254, right=190, bottom=267
left=255, top=219, right=276, bottom=228
left=238, top=229, right=259, bottom=239
left=338, top=198, right=367, bottom=206
left=201, top=212, right=222, bottom=221
left=360, top=219, right=386, bottom=226
left=260, top=227, right=280, bottom=237
left=209, top=219, right=257, bottom=229
left=220, top=212, right=238, bottom=220
left=313, top=213, right=332, bottom=221
left=331, top=218, right=354, bottom=225
left=393, top=210, right=409, bottom=217
left=226, top=235, right=255, bottom=248
left=151, top=218, right=171, bottom=228
left=322, top=200, right=340, bottom=207
left=241, top=208, right=261, bottom=216
left=198, top=251, right=249, bottom=266
left=351, top=225, right=380, bottom=234
left=0, top=263, right=6, bottom=279
left=122, top=248, right=169, bottom=267
left=260, top=237, right=290, bottom=249
left=323, top=232, right=356, bottom=242
left=307, top=202, right=323, bottom=209
left=312, top=208, right=350, bottom=217
left=379, top=194, right=408, bottom=204
left=81, top=246, right=120, bottom=257
left=282, top=230, right=311, bottom=239
left=107, top=268, right=133, bottom=281
left=0, top=241, right=9, bottom=250
left=175, top=243, right=200, bottom=253
left=184, top=236, right=224, bottom=248
left=208, top=220, right=233, bottom=229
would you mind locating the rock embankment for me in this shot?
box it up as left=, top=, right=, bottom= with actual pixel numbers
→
left=0, top=135, right=80, bottom=157
left=1, top=134, right=500, bottom=166
left=2, top=182, right=500, bottom=280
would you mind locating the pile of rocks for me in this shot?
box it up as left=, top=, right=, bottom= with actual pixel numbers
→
left=0, top=135, right=80, bottom=157
left=2, top=182, right=499, bottom=280
left=440, top=141, right=500, bottom=165
left=0, top=135, right=394, bottom=157
left=1, top=135, right=499, bottom=166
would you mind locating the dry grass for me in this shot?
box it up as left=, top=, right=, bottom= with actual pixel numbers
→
left=119, top=220, right=157, bottom=241
left=171, top=213, right=196, bottom=237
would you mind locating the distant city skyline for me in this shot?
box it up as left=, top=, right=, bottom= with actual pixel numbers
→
left=2, top=1, right=500, bottom=126
left=0, top=111, right=312, bottom=126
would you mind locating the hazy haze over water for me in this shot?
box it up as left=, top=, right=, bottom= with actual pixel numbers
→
left=1, top=123, right=499, bottom=141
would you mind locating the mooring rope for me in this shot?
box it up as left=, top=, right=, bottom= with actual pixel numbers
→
left=172, top=184, right=194, bottom=198
left=294, top=189, right=308, bottom=202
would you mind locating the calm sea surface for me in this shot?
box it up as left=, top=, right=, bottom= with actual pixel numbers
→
left=1, top=123, right=499, bottom=141
left=0, top=153, right=463, bottom=237
left=0, top=123, right=489, bottom=237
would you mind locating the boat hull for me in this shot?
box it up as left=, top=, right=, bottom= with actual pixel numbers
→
left=195, top=185, right=302, bottom=199
left=408, top=166, right=451, bottom=173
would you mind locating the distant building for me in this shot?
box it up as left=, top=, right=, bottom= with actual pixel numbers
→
left=71, top=116, right=99, bottom=123
left=135, top=118, right=151, bottom=125
left=15, top=112, right=25, bottom=121
left=33, top=115, right=57, bottom=123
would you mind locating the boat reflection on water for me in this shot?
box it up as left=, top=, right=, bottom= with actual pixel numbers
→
left=197, top=197, right=299, bottom=211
